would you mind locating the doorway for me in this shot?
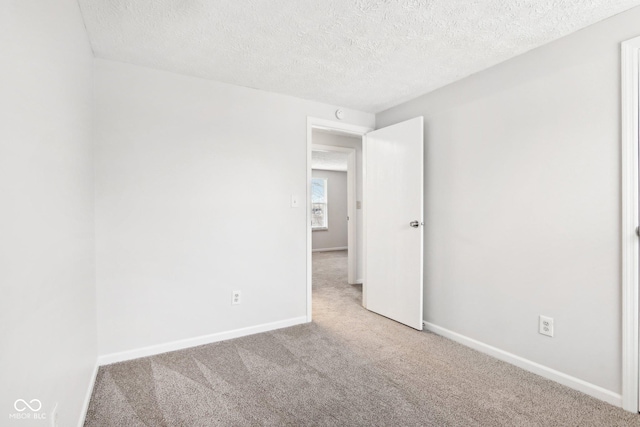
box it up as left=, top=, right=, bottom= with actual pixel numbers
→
left=306, top=116, right=425, bottom=330
left=306, top=118, right=372, bottom=321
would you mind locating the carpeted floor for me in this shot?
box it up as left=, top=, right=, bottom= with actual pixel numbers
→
left=85, top=250, right=640, bottom=426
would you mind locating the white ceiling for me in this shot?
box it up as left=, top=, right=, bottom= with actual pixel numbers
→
left=78, top=0, right=640, bottom=113
left=312, top=150, right=349, bottom=172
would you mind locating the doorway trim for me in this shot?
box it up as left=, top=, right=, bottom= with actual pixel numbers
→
left=312, top=144, right=358, bottom=284
left=306, top=117, right=373, bottom=322
left=621, top=35, right=640, bottom=413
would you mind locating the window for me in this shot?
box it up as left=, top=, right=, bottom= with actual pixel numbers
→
left=311, top=178, right=328, bottom=230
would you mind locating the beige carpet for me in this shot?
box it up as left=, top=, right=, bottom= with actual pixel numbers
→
left=85, top=250, right=640, bottom=426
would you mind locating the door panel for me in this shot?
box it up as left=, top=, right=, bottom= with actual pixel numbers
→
left=364, top=117, right=423, bottom=330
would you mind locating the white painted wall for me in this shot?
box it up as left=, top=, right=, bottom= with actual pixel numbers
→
left=312, top=131, right=364, bottom=281
left=0, top=1, right=97, bottom=425
left=94, top=59, right=375, bottom=357
left=377, top=6, right=640, bottom=395
left=312, top=170, right=348, bottom=250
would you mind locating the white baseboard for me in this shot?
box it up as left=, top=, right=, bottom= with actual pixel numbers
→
left=312, top=246, right=347, bottom=252
left=98, top=316, right=308, bottom=366
left=79, top=360, right=99, bottom=427
left=423, top=321, right=622, bottom=407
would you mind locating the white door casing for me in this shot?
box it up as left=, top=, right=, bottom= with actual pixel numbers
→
left=363, top=117, right=424, bottom=330
left=621, top=35, right=640, bottom=413
left=306, top=118, right=373, bottom=322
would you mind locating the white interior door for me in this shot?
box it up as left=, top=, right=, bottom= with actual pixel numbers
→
left=364, top=117, right=424, bottom=330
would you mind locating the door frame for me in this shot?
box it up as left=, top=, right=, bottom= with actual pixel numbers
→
left=306, top=117, right=373, bottom=322
left=311, top=144, right=358, bottom=283
left=621, top=35, right=640, bottom=413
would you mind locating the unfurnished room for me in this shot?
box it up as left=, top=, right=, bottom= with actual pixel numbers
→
left=6, top=1, right=640, bottom=426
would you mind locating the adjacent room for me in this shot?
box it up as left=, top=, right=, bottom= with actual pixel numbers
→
left=6, top=0, right=640, bottom=425
left=311, top=145, right=357, bottom=313
left=311, top=128, right=363, bottom=309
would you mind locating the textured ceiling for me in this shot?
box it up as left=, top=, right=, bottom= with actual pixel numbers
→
left=78, top=0, right=640, bottom=112
left=312, top=150, right=349, bottom=172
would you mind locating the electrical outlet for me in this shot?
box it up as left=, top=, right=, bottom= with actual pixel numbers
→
left=232, top=290, right=241, bottom=305
left=539, top=315, right=554, bottom=337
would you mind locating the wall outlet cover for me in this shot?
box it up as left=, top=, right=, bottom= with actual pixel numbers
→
left=232, top=290, right=241, bottom=305
left=539, top=315, right=554, bottom=337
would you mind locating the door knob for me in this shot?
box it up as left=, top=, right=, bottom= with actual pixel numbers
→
left=410, top=221, right=420, bottom=228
